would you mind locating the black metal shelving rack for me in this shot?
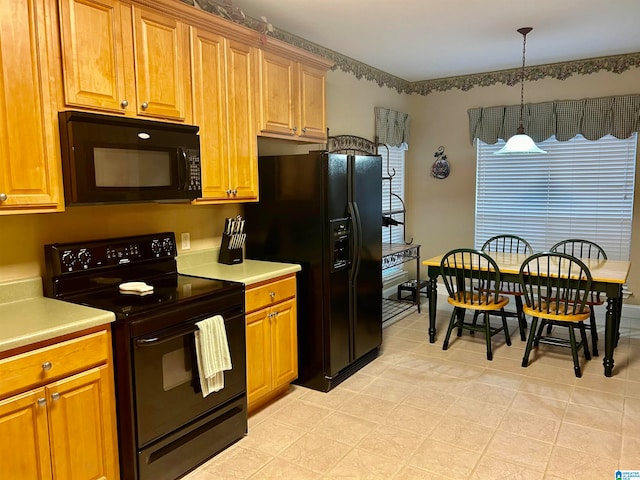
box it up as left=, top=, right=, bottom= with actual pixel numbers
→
left=326, top=135, right=422, bottom=325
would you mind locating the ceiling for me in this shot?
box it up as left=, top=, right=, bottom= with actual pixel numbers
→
left=232, top=0, right=640, bottom=82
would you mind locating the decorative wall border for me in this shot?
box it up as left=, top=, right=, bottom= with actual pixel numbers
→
left=184, top=0, right=640, bottom=96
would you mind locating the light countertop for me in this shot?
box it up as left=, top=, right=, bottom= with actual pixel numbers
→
left=1, top=251, right=299, bottom=354
left=177, top=249, right=301, bottom=285
left=0, top=277, right=115, bottom=354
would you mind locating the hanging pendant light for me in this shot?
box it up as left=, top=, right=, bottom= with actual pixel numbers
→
left=495, top=27, right=547, bottom=155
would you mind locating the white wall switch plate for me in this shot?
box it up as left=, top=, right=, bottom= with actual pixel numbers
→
left=181, top=232, right=190, bottom=250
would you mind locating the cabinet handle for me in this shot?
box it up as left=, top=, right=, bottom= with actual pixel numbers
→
left=0, top=193, right=7, bottom=201
left=37, top=397, right=47, bottom=407
left=121, top=100, right=129, bottom=108
left=42, top=361, right=52, bottom=371
left=302, top=127, right=307, bottom=134
left=141, top=102, right=149, bottom=110
left=231, top=189, right=238, bottom=195
left=269, top=291, right=276, bottom=300
left=292, top=126, right=297, bottom=133
left=226, top=189, right=232, bottom=195
left=51, top=392, right=61, bottom=401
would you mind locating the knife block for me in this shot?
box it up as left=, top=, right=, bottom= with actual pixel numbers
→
left=218, top=233, right=243, bottom=265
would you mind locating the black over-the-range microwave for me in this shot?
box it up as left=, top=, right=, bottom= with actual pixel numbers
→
left=58, top=111, right=202, bottom=205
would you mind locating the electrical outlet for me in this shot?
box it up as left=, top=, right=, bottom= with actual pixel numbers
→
left=181, top=232, right=190, bottom=250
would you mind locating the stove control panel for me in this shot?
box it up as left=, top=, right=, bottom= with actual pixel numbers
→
left=45, top=232, right=177, bottom=275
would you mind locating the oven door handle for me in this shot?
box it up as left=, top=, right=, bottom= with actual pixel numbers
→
left=136, top=326, right=198, bottom=347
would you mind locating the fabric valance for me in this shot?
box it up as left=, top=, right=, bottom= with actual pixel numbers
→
left=375, top=107, right=410, bottom=147
left=468, top=94, right=640, bottom=144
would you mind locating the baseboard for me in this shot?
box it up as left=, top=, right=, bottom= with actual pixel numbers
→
left=622, top=303, right=640, bottom=319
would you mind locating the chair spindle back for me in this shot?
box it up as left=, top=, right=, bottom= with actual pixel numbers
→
left=440, top=249, right=502, bottom=306
left=519, top=252, right=593, bottom=317
left=550, top=239, right=607, bottom=260
left=482, top=234, right=533, bottom=255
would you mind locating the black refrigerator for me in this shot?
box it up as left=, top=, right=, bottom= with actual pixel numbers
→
left=244, top=151, right=382, bottom=392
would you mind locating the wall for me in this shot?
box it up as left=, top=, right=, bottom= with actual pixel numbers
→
left=404, top=67, right=640, bottom=303
left=0, top=69, right=405, bottom=285
left=2, top=66, right=639, bottom=305
left=0, top=202, right=241, bottom=282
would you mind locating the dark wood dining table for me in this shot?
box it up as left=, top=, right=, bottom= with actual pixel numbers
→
left=422, top=251, right=631, bottom=377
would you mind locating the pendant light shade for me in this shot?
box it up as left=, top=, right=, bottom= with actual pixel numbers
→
left=495, top=133, right=547, bottom=155
left=495, top=27, right=547, bottom=155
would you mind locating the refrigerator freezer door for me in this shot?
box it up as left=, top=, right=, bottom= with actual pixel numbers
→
left=352, top=155, right=383, bottom=359
left=325, top=154, right=351, bottom=375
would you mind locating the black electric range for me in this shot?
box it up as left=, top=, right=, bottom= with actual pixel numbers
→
left=43, top=232, right=247, bottom=480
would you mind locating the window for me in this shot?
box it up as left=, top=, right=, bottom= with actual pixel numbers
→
left=475, top=134, right=636, bottom=261
left=381, top=145, right=407, bottom=277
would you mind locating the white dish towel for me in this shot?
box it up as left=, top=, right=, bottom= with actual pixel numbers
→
left=194, top=315, right=232, bottom=397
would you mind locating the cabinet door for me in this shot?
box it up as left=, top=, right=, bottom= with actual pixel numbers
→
left=47, top=366, right=118, bottom=480
left=258, top=51, right=295, bottom=137
left=58, top=0, right=132, bottom=113
left=0, top=388, right=52, bottom=479
left=132, top=5, right=190, bottom=121
left=246, top=309, right=272, bottom=407
left=297, top=63, right=327, bottom=141
left=226, top=40, right=258, bottom=201
left=191, top=27, right=230, bottom=201
left=0, top=0, right=62, bottom=212
left=271, top=299, right=298, bottom=388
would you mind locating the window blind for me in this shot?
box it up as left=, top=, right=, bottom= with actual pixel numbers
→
left=382, top=145, right=407, bottom=278
left=475, top=134, right=637, bottom=261
left=382, top=145, right=406, bottom=245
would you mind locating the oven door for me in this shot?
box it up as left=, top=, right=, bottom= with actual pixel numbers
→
left=132, top=307, right=246, bottom=447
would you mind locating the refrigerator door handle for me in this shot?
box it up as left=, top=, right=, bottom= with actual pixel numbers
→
left=347, top=155, right=361, bottom=285
left=351, top=201, right=363, bottom=281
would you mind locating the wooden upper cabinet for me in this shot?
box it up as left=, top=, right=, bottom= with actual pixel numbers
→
left=0, top=0, right=63, bottom=213
left=191, top=27, right=230, bottom=200
left=192, top=31, right=258, bottom=203
left=58, top=0, right=131, bottom=113
left=258, top=50, right=296, bottom=137
left=57, top=0, right=191, bottom=121
left=298, top=63, right=328, bottom=141
left=131, top=5, right=191, bottom=121
left=257, top=49, right=330, bottom=142
left=226, top=40, right=258, bottom=201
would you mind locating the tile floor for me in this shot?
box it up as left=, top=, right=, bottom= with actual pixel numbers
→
left=184, top=298, right=640, bottom=479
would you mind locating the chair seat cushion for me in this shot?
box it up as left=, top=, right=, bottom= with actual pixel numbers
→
left=447, top=292, right=509, bottom=310
left=523, top=302, right=591, bottom=322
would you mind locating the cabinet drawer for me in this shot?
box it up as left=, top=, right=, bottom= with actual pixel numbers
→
left=246, top=275, right=296, bottom=313
left=0, top=330, right=110, bottom=399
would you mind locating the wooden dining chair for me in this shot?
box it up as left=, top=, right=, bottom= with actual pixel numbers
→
left=549, top=239, right=607, bottom=356
left=519, top=252, right=592, bottom=378
left=481, top=234, right=533, bottom=341
left=440, top=248, right=511, bottom=361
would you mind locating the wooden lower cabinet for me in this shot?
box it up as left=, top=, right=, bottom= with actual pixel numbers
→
left=245, top=275, right=297, bottom=412
left=0, top=388, right=52, bottom=479
left=0, top=327, right=119, bottom=479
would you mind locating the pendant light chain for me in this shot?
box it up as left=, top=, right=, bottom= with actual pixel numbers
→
left=494, top=27, right=546, bottom=154
left=517, top=27, right=532, bottom=135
